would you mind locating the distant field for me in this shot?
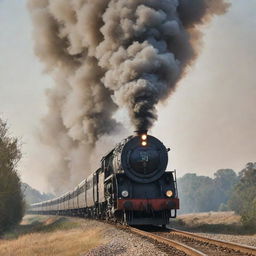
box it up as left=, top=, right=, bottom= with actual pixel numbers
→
left=170, top=211, right=256, bottom=235
left=177, top=211, right=241, bottom=225
left=0, top=215, right=104, bottom=256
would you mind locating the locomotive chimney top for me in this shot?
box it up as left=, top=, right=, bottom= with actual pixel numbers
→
left=135, top=130, right=148, bottom=136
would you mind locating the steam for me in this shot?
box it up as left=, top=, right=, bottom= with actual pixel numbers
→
left=28, top=0, right=229, bottom=193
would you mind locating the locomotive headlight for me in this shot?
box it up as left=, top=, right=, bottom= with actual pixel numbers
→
left=141, top=134, right=147, bottom=140
left=166, top=190, right=173, bottom=198
left=121, top=190, right=129, bottom=198
left=141, top=141, right=147, bottom=146
left=140, top=134, right=148, bottom=146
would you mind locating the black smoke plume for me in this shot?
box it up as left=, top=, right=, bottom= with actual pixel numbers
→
left=28, top=0, right=230, bottom=192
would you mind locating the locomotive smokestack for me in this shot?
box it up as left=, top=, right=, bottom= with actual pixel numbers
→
left=135, top=130, right=148, bottom=136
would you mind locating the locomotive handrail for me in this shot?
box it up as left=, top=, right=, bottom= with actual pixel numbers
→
left=104, top=174, right=114, bottom=182
left=173, top=169, right=178, bottom=197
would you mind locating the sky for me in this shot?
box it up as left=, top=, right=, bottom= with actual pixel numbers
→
left=0, top=0, right=256, bottom=192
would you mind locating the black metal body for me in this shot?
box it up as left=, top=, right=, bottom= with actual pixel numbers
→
left=29, top=134, right=179, bottom=226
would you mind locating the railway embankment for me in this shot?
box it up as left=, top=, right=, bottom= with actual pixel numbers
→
left=0, top=215, right=169, bottom=256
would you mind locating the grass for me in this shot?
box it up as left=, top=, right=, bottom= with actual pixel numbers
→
left=2, top=216, right=79, bottom=240
left=0, top=215, right=104, bottom=256
left=170, top=211, right=256, bottom=235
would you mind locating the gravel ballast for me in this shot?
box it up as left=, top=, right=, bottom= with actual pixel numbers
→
left=196, top=232, right=256, bottom=248
left=81, top=220, right=186, bottom=256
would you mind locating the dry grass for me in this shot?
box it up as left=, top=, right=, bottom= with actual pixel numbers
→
left=170, top=211, right=255, bottom=235
left=0, top=216, right=104, bottom=256
left=178, top=211, right=241, bottom=226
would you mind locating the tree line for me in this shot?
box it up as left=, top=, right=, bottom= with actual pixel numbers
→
left=178, top=163, right=256, bottom=227
left=0, top=119, right=24, bottom=235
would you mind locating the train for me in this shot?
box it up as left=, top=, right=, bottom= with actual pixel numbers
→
left=29, top=131, right=179, bottom=226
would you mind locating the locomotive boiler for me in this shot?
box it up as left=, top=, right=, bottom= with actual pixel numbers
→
left=29, top=131, right=179, bottom=226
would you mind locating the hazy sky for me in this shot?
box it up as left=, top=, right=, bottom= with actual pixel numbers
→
left=0, top=0, right=255, bottom=192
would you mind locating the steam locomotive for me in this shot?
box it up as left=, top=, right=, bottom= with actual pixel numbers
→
left=29, top=131, right=179, bottom=226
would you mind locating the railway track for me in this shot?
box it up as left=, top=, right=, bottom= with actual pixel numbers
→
left=128, top=226, right=256, bottom=256
left=129, top=226, right=205, bottom=256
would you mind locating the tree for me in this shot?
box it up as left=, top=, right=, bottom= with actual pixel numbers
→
left=178, top=173, right=217, bottom=214
left=213, top=169, right=238, bottom=210
left=229, top=163, right=256, bottom=227
left=0, top=119, right=24, bottom=234
left=178, top=169, right=238, bottom=214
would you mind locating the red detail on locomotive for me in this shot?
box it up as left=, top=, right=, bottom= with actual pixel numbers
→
left=117, top=198, right=179, bottom=211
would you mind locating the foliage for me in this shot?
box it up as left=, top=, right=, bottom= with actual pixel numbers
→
left=0, top=119, right=24, bottom=234
left=214, top=169, right=239, bottom=211
left=178, top=169, right=238, bottom=214
left=178, top=163, right=256, bottom=229
left=229, top=162, right=256, bottom=227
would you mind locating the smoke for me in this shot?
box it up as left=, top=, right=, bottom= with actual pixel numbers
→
left=28, top=0, right=229, bottom=193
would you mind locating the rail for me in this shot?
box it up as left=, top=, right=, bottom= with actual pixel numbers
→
left=170, top=228, right=256, bottom=256
left=129, top=226, right=206, bottom=256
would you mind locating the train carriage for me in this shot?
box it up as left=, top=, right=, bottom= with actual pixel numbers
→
left=86, top=174, right=94, bottom=217
left=77, top=180, right=87, bottom=211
